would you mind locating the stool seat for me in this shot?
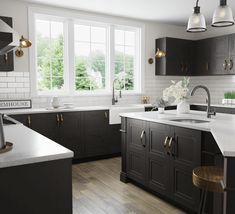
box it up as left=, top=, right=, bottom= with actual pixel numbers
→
left=193, top=166, right=224, bottom=193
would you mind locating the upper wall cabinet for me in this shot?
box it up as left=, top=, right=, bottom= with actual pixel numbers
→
left=155, top=34, right=235, bottom=76
left=155, top=37, right=194, bottom=76
left=0, top=16, right=14, bottom=72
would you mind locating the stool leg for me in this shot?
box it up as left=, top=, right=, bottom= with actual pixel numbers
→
left=198, top=190, right=206, bottom=214
left=201, top=190, right=208, bottom=214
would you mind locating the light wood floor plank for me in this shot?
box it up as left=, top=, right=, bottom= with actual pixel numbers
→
left=72, top=157, right=186, bottom=214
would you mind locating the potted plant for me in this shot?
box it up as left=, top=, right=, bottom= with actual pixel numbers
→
left=223, top=91, right=235, bottom=105
left=163, top=77, right=190, bottom=114
left=154, top=98, right=168, bottom=114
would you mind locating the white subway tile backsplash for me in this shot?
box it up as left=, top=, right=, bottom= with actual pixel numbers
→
left=8, top=82, right=24, bottom=88
left=0, top=77, right=15, bottom=82
left=16, top=77, right=29, bottom=83
left=0, top=88, right=16, bottom=93
left=7, top=72, right=24, bottom=77
left=16, top=88, right=30, bottom=93
left=0, top=83, right=7, bottom=88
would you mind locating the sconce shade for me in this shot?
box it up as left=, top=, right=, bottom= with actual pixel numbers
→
left=187, top=6, right=207, bottom=32
left=19, top=36, right=32, bottom=48
left=212, top=1, right=234, bottom=27
left=155, top=48, right=166, bottom=58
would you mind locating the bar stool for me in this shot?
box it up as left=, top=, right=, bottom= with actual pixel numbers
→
left=192, top=166, right=224, bottom=214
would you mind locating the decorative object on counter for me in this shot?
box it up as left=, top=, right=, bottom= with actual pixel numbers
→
left=187, top=0, right=206, bottom=33
left=0, top=113, right=13, bottom=153
left=187, top=0, right=234, bottom=32
left=212, top=0, right=234, bottom=27
left=0, top=99, right=31, bottom=110
left=222, top=91, right=235, bottom=105
left=51, top=97, right=61, bottom=108
left=15, top=35, right=32, bottom=57
left=163, top=77, right=190, bottom=114
left=154, top=98, right=168, bottom=114
left=141, top=96, right=150, bottom=104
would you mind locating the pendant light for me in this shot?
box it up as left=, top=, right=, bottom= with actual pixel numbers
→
left=187, top=0, right=207, bottom=33
left=212, top=0, right=234, bottom=27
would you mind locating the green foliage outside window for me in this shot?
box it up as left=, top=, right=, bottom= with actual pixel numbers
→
left=37, top=33, right=134, bottom=91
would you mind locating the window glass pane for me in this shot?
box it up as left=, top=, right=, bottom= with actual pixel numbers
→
left=36, top=19, right=64, bottom=92
left=125, top=31, right=135, bottom=46
left=74, top=24, right=107, bottom=91
left=115, top=30, right=124, bottom=45
left=114, top=29, right=137, bottom=91
left=91, top=27, right=106, bottom=43
left=75, top=25, right=90, bottom=42
left=75, top=42, right=90, bottom=57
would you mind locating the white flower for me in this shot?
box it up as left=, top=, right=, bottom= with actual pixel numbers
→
left=163, top=77, right=190, bottom=104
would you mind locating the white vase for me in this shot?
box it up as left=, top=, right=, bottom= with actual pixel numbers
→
left=177, top=100, right=190, bottom=114
left=51, top=97, right=60, bottom=108
left=158, top=107, right=165, bottom=114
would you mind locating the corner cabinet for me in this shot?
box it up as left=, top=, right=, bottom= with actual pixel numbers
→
left=122, top=118, right=201, bottom=213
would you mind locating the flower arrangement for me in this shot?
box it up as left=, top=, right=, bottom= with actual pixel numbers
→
left=163, top=77, right=190, bottom=103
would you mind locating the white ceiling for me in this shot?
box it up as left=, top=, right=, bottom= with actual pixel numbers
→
left=22, top=0, right=235, bottom=25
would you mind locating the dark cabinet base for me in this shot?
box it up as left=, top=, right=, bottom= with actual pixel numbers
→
left=0, top=158, right=72, bottom=214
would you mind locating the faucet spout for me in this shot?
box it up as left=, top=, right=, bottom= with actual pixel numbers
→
left=190, top=85, right=216, bottom=118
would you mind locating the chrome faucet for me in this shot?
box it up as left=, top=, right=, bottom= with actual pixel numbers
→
left=112, top=78, right=122, bottom=105
left=191, top=85, right=216, bottom=118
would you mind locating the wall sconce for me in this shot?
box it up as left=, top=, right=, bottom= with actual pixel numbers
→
left=148, top=48, right=166, bottom=64
left=15, top=35, right=32, bottom=57
left=155, top=48, right=166, bottom=58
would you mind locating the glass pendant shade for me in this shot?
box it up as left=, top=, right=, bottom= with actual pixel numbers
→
left=212, top=3, right=234, bottom=27
left=187, top=6, right=207, bottom=32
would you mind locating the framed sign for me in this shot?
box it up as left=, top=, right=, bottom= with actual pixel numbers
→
left=0, top=100, right=32, bottom=110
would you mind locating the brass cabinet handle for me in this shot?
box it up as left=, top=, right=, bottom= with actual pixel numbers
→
left=223, top=60, right=228, bottom=70
left=27, top=115, right=31, bottom=127
left=120, top=129, right=126, bottom=133
left=229, top=59, right=233, bottom=70
left=56, top=114, right=60, bottom=126
left=140, top=130, right=146, bottom=147
left=206, top=62, right=209, bottom=71
left=104, top=112, right=108, bottom=118
left=167, top=137, right=173, bottom=156
left=164, top=136, right=170, bottom=148
left=60, top=114, right=64, bottom=125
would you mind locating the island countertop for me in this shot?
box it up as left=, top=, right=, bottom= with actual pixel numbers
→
left=120, top=110, right=235, bottom=157
left=0, top=123, right=73, bottom=168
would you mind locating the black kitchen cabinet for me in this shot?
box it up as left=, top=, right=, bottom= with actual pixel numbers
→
left=126, top=119, right=148, bottom=185
left=155, top=37, right=194, bottom=76
left=0, top=16, right=14, bottom=72
left=155, top=34, right=235, bottom=76
left=11, top=110, right=121, bottom=160
left=83, top=110, right=120, bottom=157
left=123, top=119, right=201, bottom=212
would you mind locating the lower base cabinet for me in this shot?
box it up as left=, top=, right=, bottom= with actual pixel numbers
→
left=125, top=119, right=201, bottom=213
left=11, top=110, right=121, bottom=160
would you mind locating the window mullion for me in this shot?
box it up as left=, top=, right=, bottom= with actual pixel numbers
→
left=109, top=25, right=115, bottom=92
left=67, top=20, right=75, bottom=94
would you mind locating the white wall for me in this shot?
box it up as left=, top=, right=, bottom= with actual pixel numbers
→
left=2, top=0, right=234, bottom=108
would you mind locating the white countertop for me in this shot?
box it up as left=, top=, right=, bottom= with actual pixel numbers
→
left=0, top=104, right=152, bottom=115
left=120, top=110, right=235, bottom=157
left=0, top=124, right=73, bottom=168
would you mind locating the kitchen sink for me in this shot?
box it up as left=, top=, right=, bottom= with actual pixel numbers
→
left=170, top=118, right=210, bottom=124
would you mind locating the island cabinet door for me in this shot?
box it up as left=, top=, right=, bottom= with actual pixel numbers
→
left=170, top=127, right=201, bottom=212
left=147, top=122, right=172, bottom=197
left=126, top=119, right=148, bottom=185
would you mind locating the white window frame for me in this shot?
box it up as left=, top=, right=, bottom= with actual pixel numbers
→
left=28, top=6, right=145, bottom=97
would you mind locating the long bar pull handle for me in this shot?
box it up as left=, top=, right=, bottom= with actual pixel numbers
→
left=27, top=115, right=31, bottom=127
left=164, top=136, right=169, bottom=148
left=60, top=114, right=64, bottom=125
left=167, top=137, right=173, bottom=156
left=140, top=130, right=146, bottom=147
left=56, top=114, right=60, bottom=126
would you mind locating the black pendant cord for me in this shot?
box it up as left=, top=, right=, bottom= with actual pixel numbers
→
left=196, top=0, right=199, bottom=7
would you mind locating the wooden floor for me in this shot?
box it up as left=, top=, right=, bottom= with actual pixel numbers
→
left=72, top=158, right=186, bottom=214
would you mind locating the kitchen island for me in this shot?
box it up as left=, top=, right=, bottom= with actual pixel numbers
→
left=0, top=123, right=73, bottom=214
left=120, top=110, right=235, bottom=214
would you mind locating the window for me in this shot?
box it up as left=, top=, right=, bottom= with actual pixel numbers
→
left=35, top=18, right=65, bottom=92
left=114, top=29, right=136, bottom=91
left=74, top=24, right=107, bottom=91
left=31, top=9, right=143, bottom=96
